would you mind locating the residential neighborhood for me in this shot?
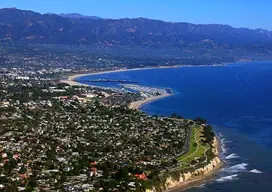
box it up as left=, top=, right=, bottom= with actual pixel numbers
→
left=0, top=73, right=195, bottom=191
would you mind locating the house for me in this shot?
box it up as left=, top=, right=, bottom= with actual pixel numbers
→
left=128, top=182, right=136, bottom=188
left=72, top=95, right=86, bottom=103
left=90, top=167, right=98, bottom=177
left=90, top=161, right=97, bottom=166
left=0, top=101, right=10, bottom=108
left=1, top=153, right=7, bottom=159
left=18, top=174, right=29, bottom=179
left=0, top=184, right=4, bottom=190
left=58, top=96, right=69, bottom=100
left=13, top=154, right=19, bottom=159
left=134, top=173, right=147, bottom=180
left=82, top=93, right=96, bottom=98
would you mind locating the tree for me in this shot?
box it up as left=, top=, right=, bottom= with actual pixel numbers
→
left=115, top=167, right=129, bottom=181
left=191, top=159, right=198, bottom=165
left=19, top=165, right=27, bottom=174
left=171, top=113, right=177, bottom=118
left=27, top=171, right=38, bottom=188
left=172, top=159, right=178, bottom=165
left=94, top=100, right=100, bottom=107
left=203, top=125, right=215, bottom=144
left=194, top=117, right=207, bottom=125
left=188, top=121, right=194, bottom=126
left=103, top=179, right=118, bottom=191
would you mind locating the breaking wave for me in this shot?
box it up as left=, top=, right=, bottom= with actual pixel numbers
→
left=220, top=138, right=227, bottom=154
left=250, top=169, right=262, bottom=174
left=222, top=163, right=248, bottom=173
left=225, top=153, right=240, bottom=160
left=216, top=174, right=239, bottom=182
left=195, top=184, right=205, bottom=188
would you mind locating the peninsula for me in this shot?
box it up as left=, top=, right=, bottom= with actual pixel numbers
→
left=60, top=70, right=223, bottom=192
left=1, top=5, right=271, bottom=192
left=0, top=66, right=222, bottom=191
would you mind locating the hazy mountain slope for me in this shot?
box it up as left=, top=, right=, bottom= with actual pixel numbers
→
left=0, top=8, right=272, bottom=47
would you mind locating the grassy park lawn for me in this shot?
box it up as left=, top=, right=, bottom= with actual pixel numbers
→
left=176, top=126, right=209, bottom=165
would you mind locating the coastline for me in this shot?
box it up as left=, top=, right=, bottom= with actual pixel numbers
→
left=128, top=93, right=172, bottom=110
left=61, top=67, right=223, bottom=191
left=61, top=66, right=175, bottom=110
left=164, top=136, right=223, bottom=192
left=60, top=79, right=90, bottom=87
left=165, top=161, right=223, bottom=192
left=60, top=66, right=181, bottom=87
left=61, top=63, right=226, bottom=86
left=64, top=65, right=182, bottom=81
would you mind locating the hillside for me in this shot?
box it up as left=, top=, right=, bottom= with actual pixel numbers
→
left=1, top=8, right=272, bottom=62
left=58, top=13, right=101, bottom=20
left=1, top=8, right=272, bottom=46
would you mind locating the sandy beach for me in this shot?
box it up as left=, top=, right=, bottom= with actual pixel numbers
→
left=128, top=94, right=172, bottom=110
left=61, top=64, right=225, bottom=87
left=61, top=67, right=175, bottom=110
left=60, top=66, right=180, bottom=87
left=65, top=65, right=182, bottom=82
left=60, top=79, right=90, bottom=87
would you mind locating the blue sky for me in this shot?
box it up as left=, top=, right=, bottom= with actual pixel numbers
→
left=0, top=0, right=271, bottom=30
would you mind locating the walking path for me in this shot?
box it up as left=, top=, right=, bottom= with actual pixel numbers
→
left=179, top=130, right=200, bottom=162
left=179, top=127, right=210, bottom=166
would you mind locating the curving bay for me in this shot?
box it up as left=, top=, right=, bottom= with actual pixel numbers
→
left=77, top=62, right=272, bottom=192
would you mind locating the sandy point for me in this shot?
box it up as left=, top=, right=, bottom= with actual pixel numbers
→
left=128, top=94, right=172, bottom=110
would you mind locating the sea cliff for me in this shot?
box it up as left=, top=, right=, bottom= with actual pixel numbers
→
left=146, top=138, right=222, bottom=192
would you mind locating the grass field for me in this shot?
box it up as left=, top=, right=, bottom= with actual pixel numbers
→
left=176, top=126, right=209, bottom=165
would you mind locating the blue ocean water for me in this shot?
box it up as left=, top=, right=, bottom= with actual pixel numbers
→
left=77, top=62, right=272, bottom=191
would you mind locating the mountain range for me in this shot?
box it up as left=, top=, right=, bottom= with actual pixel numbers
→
left=58, top=13, right=101, bottom=20
left=1, top=8, right=272, bottom=61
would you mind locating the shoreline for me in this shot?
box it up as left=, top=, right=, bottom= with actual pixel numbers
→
left=166, top=162, right=224, bottom=192
left=164, top=136, right=223, bottom=192
left=128, top=93, right=172, bottom=110
left=60, top=65, right=181, bottom=87
left=61, top=63, right=226, bottom=86
left=64, top=65, right=182, bottom=81
left=61, top=66, right=176, bottom=110
left=61, top=66, right=223, bottom=191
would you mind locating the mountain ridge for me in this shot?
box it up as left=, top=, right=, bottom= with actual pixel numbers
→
left=58, top=13, right=102, bottom=20
left=0, top=7, right=272, bottom=47
left=1, top=8, right=272, bottom=62
left=1, top=7, right=271, bottom=31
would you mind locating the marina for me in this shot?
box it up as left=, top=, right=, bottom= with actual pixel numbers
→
left=80, top=78, right=138, bottom=84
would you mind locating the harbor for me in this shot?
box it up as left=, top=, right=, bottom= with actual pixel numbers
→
left=80, top=78, right=138, bottom=84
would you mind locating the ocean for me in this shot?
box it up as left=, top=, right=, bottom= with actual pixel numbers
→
left=76, top=62, right=272, bottom=192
